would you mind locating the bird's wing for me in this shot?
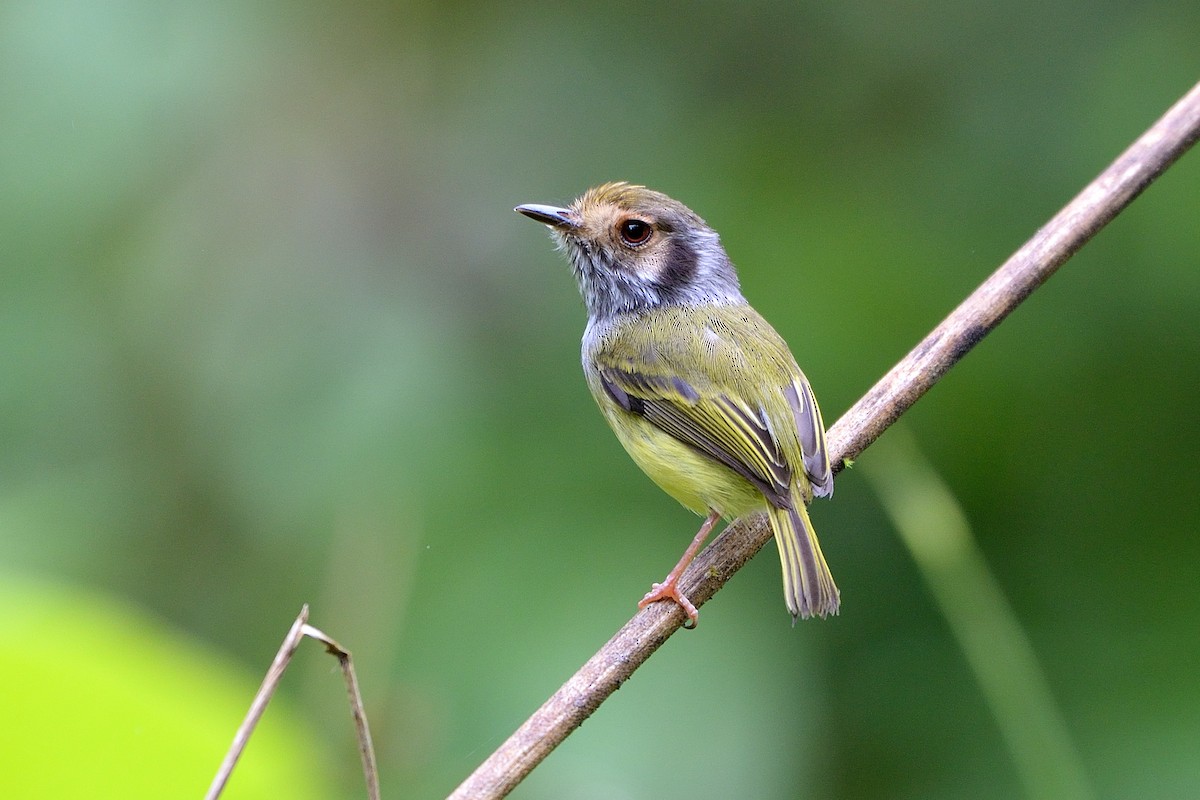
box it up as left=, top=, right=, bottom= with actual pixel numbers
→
left=597, top=364, right=794, bottom=509
left=783, top=376, right=833, bottom=498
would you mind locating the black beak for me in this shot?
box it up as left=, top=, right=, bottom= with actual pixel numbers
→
left=514, top=203, right=581, bottom=230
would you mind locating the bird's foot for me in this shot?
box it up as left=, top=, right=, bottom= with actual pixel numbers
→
left=639, top=580, right=699, bottom=628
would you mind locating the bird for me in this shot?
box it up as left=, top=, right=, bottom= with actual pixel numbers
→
left=515, top=182, right=837, bottom=626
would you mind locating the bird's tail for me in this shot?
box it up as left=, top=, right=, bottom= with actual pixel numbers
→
left=767, top=497, right=839, bottom=620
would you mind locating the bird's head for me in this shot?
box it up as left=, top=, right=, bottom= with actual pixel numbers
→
left=516, top=182, right=743, bottom=320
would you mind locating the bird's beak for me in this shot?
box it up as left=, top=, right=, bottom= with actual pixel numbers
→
left=514, top=203, right=581, bottom=230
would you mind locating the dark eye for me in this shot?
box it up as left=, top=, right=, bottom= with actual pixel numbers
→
left=618, top=218, right=653, bottom=246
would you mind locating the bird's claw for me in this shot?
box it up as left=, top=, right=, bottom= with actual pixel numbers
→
left=638, top=581, right=699, bottom=628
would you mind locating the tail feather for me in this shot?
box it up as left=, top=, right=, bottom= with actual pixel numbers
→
left=767, top=499, right=839, bottom=619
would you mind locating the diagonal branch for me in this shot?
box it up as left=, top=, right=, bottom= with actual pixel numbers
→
left=448, top=78, right=1200, bottom=800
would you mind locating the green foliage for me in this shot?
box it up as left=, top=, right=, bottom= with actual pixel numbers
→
left=0, top=577, right=332, bottom=798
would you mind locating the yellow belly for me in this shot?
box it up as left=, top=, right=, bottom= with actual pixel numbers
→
left=602, top=406, right=767, bottom=519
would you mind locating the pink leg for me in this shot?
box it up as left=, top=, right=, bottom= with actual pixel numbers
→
left=638, top=510, right=722, bottom=628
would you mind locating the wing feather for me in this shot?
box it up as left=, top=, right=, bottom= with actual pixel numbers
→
left=784, top=379, right=833, bottom=498
left=599, top=368, right=792, bottom=508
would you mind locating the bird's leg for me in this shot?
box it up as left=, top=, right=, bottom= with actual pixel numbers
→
left=638, top=509, right=722, bottom=628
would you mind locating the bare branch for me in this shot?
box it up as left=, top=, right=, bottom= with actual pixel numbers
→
left=206, top=606, right=310, bottom=800
left=206, top=608, right=381, bottom=800
left=448, top=78, right=1200, bottom=800
left=303, top=624, right=382, bottom=800
left=830, top=80, right=1200, bottom=463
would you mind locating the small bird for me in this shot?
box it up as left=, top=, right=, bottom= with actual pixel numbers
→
left=516, top=183, right=837, bottom=625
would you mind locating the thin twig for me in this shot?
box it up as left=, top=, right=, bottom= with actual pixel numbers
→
left=448, top=78, right=1200, bottom=800
left=206, top=607, right=382, bottom=800
left=206, top=606, right=310, bottom=800
left=302, top=623, right=382, bottom=800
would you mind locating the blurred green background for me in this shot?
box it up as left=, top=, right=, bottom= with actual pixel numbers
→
left=2, top=1, right=1198, bottom=797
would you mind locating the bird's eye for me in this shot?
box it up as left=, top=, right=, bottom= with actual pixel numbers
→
left=618, top=218, right=653, bottom=246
